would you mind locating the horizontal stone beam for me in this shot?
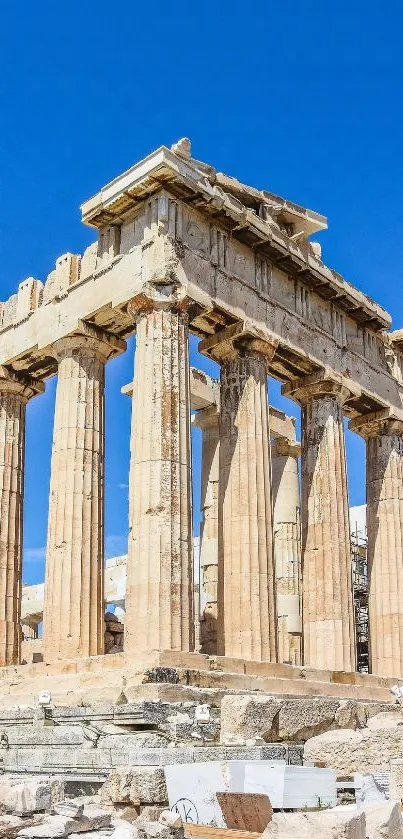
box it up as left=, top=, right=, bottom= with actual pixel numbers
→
left=123, top=366, right=297, bottom=440
left=0, top=145, right=400, bottom=420
left=122, top=366, right=219, bottom=411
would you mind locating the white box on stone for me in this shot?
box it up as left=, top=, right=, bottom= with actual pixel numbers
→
left=165, top=760, right=285, bottom=826
left=244, top=764, right=337, bottom=809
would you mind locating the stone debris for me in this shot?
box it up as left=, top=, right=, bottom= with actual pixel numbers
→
left=18, top=805, right=111, bottom=838
left=262, top=807, right=367, bottom=838
left=355, top=773, right=389, bottom=808
left=364, top=801, right=403, bottom=839
left=135, top=809, right=165, bottom=825
left=158, top=812, right=182, bottom=829
left=220, top=695, right=395, bottom=745
left=0, top=815, right=43, bottom=839
left=0, top=780, right=64, bottom=816
left=52, top=804, right=85, bottom=819
left=100, top=769, right=167, bottom=806
left=304, top=714, right=403, bottom=774
left=110, top=825, right=139, bottom=839
left=138, top=823, right=170, bottom=839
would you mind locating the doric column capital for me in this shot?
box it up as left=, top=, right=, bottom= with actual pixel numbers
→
left=127, top=283, right=196, bottom=322
left=271, top=437, right=301, bottom=459
left=192, top=404, right=219, bottom=432
left=282, top=369, right=360, bottom=407
left=49, top=321, right=126, bottom=363
left=0, top=366, right=44, bottom=401
left=350, top=407, right=403, bottom=439
left=199, top=321, right=278, bottom=365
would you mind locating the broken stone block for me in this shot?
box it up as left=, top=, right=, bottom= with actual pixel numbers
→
left=18, top=805, right=111, bottom=838
left=113, top=808, right=140, bottom=824
left=262, top=808, right=366, bottom=838
left=0, top=815, right=42, bottom=839
left=52, top=803, right=84, bottom=819
left=140, top=824, right=169, bottom=839
left=136, top=808, right=165, bottom=825
left=220, top=696, right=398, bottom=746
left=364, top=802, right=403, bottom=839
left=304, top=718, right=403, bottom=775
left=101, top=769, right=167, bottom=806
left=158, top=811, right=182, bottom=829
left=0, top=780, right=64, bottom=816
left=111, top=824, right=140, bottom=839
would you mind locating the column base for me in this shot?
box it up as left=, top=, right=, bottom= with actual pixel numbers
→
left=0, top=649, right=401, bottom=707
left=0, top=619, right=19, bottom=666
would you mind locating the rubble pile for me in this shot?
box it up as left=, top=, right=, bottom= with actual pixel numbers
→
left=0, top=777, right=185, bottom=839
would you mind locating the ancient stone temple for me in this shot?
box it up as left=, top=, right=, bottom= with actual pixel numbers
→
left=2, top=136, right=403, bottom=704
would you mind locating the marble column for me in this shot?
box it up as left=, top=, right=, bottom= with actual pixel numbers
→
left=351, top=410, right=403, bottom=677
left=43, top=329, right=124, bottom=662
left=218, top=350, right=277, bottom=661
left=125, top=302, right=194, bottom=654
left=283, top=373, right=355, bottom=672
left=193, top=404, right=220, bottom=655
left=271, top=436, right=302, bottom=666
left=0, top=368, right=43, bottom=666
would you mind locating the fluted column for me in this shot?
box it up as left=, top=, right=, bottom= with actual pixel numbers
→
left=125, top=298, right=194, bottom=654
left=218, top=350, right=277, bottom=660
left=271, top=436, right=302, bottom=665
left=0, top=367, right=43, bottom=666
left=193, top=405, right=220, bottom=655
left=283, top=372, right=355, bottom=672
left=43, top=328, right=124, bottom=662
left=351, top=410, right=403, bottom=677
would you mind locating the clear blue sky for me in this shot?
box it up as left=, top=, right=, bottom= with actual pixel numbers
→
left=1, top=2, right=402, bottom=584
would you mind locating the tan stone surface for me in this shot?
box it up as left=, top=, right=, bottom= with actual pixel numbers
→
left=304, top=712, right=403, bottom=774
left=262, top=808, right=366, bottom=839
left=100, top=768, right=167, bottom=805
left=216, top=346, right=277, bottom=662
left=351, top=411, right=403, bottom=678
left=284, top=373, right=355, bottom=672
left=0, top=368, right=43, bottom=666
left=219, top=693, right=396, bottom=744
left=125, top=298, right=193, bottom=654
left=44, top=330, right=124, bottom=662
left=271, top=437, right=302, bottom=666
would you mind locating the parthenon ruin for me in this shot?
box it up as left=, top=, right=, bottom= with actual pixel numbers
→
left=2, top=136, right=403, bottom=694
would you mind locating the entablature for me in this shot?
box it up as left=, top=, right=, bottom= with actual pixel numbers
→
left=0, top=145, right=402, bottom=424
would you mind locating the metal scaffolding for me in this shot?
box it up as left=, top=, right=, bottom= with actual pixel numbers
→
left=351, top=521, right=369, bottom=673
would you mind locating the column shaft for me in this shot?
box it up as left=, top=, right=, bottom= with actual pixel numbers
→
left=300, top=387, right=355, bottom=670
left=44, top=336, right=113, bottom=661
left=271, top=438, right=302, bottom=665
left=194, top=406, right=220, bottom=655
left=125, top=306, right=193, bottom=653
left=0, top=371, right=43, bottom=666
left=366, top=424, right=403, bottom=676
left=218, top=353, right=277, bottom=661
left=0, top=391, right=25, bottom=664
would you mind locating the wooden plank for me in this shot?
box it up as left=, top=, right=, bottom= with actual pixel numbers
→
left=216, top=793, right=273, bottom=833
left=184, top=825, right=261, bottom=839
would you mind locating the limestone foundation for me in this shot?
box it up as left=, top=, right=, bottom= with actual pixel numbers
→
left=284, top=374, right=355, bottom=672
left=0, top=369, right=43, bottom=665
left=44, top=331, right=123, bottom=662
left=125, top=301, right=194, bottom=654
